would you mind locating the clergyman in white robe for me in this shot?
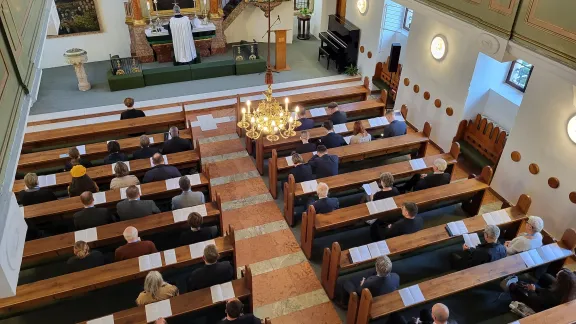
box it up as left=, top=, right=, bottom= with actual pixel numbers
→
left=170, top=16, right=197, bottom=63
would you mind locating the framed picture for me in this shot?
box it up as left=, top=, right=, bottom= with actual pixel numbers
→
left=50, top=0, right=102, bottom=38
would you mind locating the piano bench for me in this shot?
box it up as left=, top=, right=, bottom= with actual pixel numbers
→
left=318, top=47, right=336, bottom=70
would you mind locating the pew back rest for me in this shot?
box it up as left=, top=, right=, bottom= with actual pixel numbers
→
left=453, top=114, right=508, bottom=168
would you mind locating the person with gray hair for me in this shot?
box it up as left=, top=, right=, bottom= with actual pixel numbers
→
left=115, top=226, right=157, bottom=261
left=450, top=224, right=507, bottom=270
left=171, top=176, right=205, bottom=210
left=400, top=158, right=451, bottom=193
left=342, top=255, right=399, bottom=305
left=136, top=271, right=179, bottom=306
left=505, top=216, right=544, bottom=255
left=311, top=182, right=339, bottom=214
left=372, top=172, right=400, bottom=202
left=161, top=126, right=193, bottom=154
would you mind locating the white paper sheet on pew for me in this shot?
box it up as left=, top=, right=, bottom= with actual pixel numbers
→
left=120, top=184, right=141, bottom=199
left=349, top=246, right=371, bottom=263
left=165, top=177, right=180, bottom=190
left=76, top=145, right=87, bottom=155
left=519, top=250, right=544, bottom=268
left=362, top=182, right=380, bottom=196
left=366, top=198, right=397, bottom=215
left=145, top=299, right=173, bottom=323
left=300, top=180, right=318, bottom=193
left=344, top=136, right=352, bottom=145
left=446, top=221, right=468, bottom=236
left=150, top=155, right=169, bottom=167
left=368, top=117, right=389, bottom=128
left=309, top=108, right=327, bottom=117
left=139, top=252, right=163, bottom=272
left=399, top=284, right=426, bottom=307
left=149, top=137, right=155, bottom=144
left=285, top=156, right=294, bottom=166
left=187, top=174, right=202, bottom=186
left=482, top=210, right=511, bottom=225
left=394, top=111, right=405, bottom=122
left=87, top=314, right=114, bottom=324
left=38, top=174, right=57, bottom=188
left=173, top=204, right=208, bottom=223
left=210, top=281, right=236, bottom=303
left=537, top=243, right=571, bottom=262
left=189, top=239, right=216, bottom=259
left=163, top=249, right=177, bottom=265
left=112, top=161, right=131, bottom=174
left=367, top=243, right=382, bottom=258
left=333, top=124, right=348, bottom=134
left=74, top=227, right=98, bottom=243
left=409, top=158, right=427, bottom=171
left=92, top=192, right=107, bottom=205
left=376, top=240, right=391, bottom=255
left=462, top=233, right=481, bottom=248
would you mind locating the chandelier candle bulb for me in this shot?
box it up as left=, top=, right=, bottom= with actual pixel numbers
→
left=285, top=98, right=289, bottom=112
left=247, top=100, right=251, bottom=113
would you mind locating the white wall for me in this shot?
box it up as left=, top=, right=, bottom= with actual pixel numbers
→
left=482, top=90, right=520, bottom=131
left=309, top=0, right=336, bottom=38
left=225, top=2, right=293, bottom=44
left=41, top=0, right=131, bottom=69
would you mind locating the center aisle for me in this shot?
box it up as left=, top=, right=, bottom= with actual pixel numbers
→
left=192, top=111, right=342, bottom=324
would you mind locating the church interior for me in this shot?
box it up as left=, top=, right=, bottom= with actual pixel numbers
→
left=0, top=0, right=575, bottom=323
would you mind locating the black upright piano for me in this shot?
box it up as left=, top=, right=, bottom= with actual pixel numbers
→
left=319, top=15, right=360, bottom=72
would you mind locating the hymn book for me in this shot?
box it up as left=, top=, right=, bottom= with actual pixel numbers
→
left=189, top=239, right=216, bottom=259
left=138, top=252, right=163, bottom=272
left=399, top=284, right=425, bottom=306
left=462, top=233, right=481, bottom=248
left=309, top=108, right=327, bottom=117
left=172, top=204, right=208, bottom=223
left=409, top=158, right=427, bottom=171
left=210, top=281, right=236, bottom=303
left=74, top=227, right=98, bottom=243
left=145, top=299, right=172, bottom=322
left=92, top=191, right=107, bottom=205
left=333, top=124, right=348, bottom=133
left=368, top=117, right=389, bottom=128
left=445, top=221, right=469, bottom=236
left=300, top=180, right=318, bottom=193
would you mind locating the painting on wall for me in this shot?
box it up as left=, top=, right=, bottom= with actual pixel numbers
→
left=51, top=0, right=102, bottom=37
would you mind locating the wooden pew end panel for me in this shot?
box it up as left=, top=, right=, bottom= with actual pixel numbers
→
left=516, top=194, right=532, bottom=215
left=356, top=288, right=373, bottom=324
left=283, top=175, right=296, bottom=226
left=347, top=292, right=360, bottom=324
left=269, top=149, right=279, bottom=199
left=322, top=242, right=342, bottom=300
left=301, top=205, right=317, bottom=260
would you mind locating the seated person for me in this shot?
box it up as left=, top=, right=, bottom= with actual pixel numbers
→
left=142, top=153, right=181, bottom=183
left=66, top=241, right=106, bottom=273
left=103, top=141, right=128, bottom=165
left=217, top=298, right=262, bottom=324
left=186, top=244, right=234, bottom=292
left=295, top=130, right=317, bottom=154
left=327, top=102, right=347, bottom=125
left=450, top=225, right=507, bottom=270
left=371, top=172, right=400, bottom=201
left=110, top=161, right=140, bottom=190
left=172, top=176, right=205, bottom=210
left=370, top=202, right=422, bottom=241
left=295, top=109, right=314, bottom=131
left=73, top=191, right=115, bottom=230
left=383, top=110, right=407, bottom=138
left=509, top=268, right=576, bottom=313
left=393, top=303, right=452, bottom=324
left=68, top=165, right=99, bottom=197
left=18, top=173, right=57, bottom=206
left=64, top=147, right=93, bottom=171
left=505, top=216, right=544, bottom=255
left=133, top=135, right=158, bottom=160
left=115, top=226, right=158, bottom=261
left=350, top=121, right=371, bottom=144
left=162, top=126, right=193, bottom=155
left=136, top=271, right=179, bottom=306
left=116, top=185, right=161, bottom=221
left=401, top=158, right=451, bottom=193
left=120, top=97, right=146, bottom=120
left=308, top=145, right=338, bottom=178
left=319, top=121, right=347, bottom=148
left=288, top=152, right=314, bottom=183
left=311, top=182, right=339, bottom=214
left=342, top=256, right=399, bottom=305
left=179, top=212, right=215, bottom=246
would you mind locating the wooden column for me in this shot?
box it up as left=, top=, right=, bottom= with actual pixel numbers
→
left=131, top=0, right=144, bottom=23
left=336, top=0, right=346, bottom=19
left=210, top=0, right=220, bottom=17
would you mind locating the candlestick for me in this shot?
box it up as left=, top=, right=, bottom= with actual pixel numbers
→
left=284, top=98, right=289, bottom=112
left=247, top=100, right=251, bottom=114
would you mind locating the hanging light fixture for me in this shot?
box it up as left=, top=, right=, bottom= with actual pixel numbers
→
left=237, top=0, right=301, bottom=141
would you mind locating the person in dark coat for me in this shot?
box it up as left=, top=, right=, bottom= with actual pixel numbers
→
left=288, top=152, right=315, bottom=183
left=18, top=173, right=57, bottom=206
left=371, top=172, right=400, bottom=202
left=327, top=102, right=347, bottom=125
left=450, top=225, right=507, bottom=270
left=142, top=153, right=181, bottom=183
left=186, top=244, right=234, bottom=292
left=311, top=182, right=339, bottom=214
left=217, top=299, right=262, bottom=324
left=319, top=121, right=347, bottom=148
left=370, top=202, right=423, bottom=241
left=295, top=109, right=314, bottom=131
left=162, top=126, right=193, bottom=155
left=64, top=147, right=93, bottom=171
left=103, top=141, right=128, bottom=165
left=133, top=135, right=158, bottom=160
left=73, top=191, right=115, bottom=230
left=179, top=212, right=215, bottom=246
left=308, top=145, right=338, bottom=178
left=116, top=185, right=161, bottom=221
left=392, top=303, right=453, bottom=324
left=342, top=255, right=399, bottom=304
left=509, top=268, right=576, bottom=313
left=383, top=110, right=407, bottom=138
left=295, top=130, right=317, bottom=154
left=67, top=241, right=106, bottom=273
left=120, top=97, right=146, bottom=120
left=401, top=158, right=451, bottom=193
left=68, top=165, right=99, bottom=198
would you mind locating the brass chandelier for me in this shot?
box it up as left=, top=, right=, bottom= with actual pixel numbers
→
left=236, top=0, right=301, bottom=142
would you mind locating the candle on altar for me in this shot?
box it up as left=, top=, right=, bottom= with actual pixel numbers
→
left=247, top=100, right=251, bottom=113
left=284, top=98, right=289, bottom=112
left=147, top=2, right=150, bottom=11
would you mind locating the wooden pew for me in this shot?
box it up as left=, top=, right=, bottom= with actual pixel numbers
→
left=255, top=101, right=401, bottom=175
left=269, top=123, right=432, bottom=200
left=300, top=166, right=494, bottom=259
left=283, top=143, right=460, bottom=225
left=21, top=170, right=210, bottom=222
left=17, top=129, right=193, bottom=173
left=352, top=229, right=576, bottom=324
left=80, top=265, right=254, bottom=324
left=0, top=227, right=236, bottom=316
left=13, top=148, right=201, bottom=193
left=23, top=198, right=223, bottom=267
left=453, top=114, right=508, bottom=169
left=515, top=300, right=576, bottom=324
left=320, top=194, right=531, bottom=299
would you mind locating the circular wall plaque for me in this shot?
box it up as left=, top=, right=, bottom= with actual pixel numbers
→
left=446, top=107, right=453, bottom=116
left=404, top=78, right=410, bottom=86
left=360, top=46, right=365, bottom=53
left=367, top=51, right=373, bottom=58
left=423, top=92, right=430, bottom=100
left=413, top=85, right=420, bottom=93
left=570, top=192, right=576, bottom=204
left=434, top=99, right=441, bottom=108
left=511, top=151, right=521, bottom=162
left=528, top=163, right=539, bottom=175
left=548, top=177, right=560, bottom=189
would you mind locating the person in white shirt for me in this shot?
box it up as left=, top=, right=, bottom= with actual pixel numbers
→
left=505, top=216, right=544, bottom=255
left=169, top=5, right=197, bottom=64
left=349, top=121, right=371, bottom=144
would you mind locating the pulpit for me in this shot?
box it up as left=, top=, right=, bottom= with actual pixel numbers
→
left=272, top=29, right=290, bottom=71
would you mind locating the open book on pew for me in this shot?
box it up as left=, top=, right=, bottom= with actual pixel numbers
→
left=146, top=299, right=172, bottom=322
left=189, top=239, right=217, bottom=259
left=362, top=181, right=380, bottom=196
left=333, top=124, right=348, bottom=134
left=445, top=221, right=469, bottom=236
left=172, top=204, right=208, bottom=223
left=462, top=233, right=481, bottom=248
left=366, top=197, right=397, bottom=215
left=349, top=240, right=390, bottom=263
left=368, top=117, right=389, bottom=128
left=399, top=284, right=425, bottom=307
left=300, top=180, right=318, bottom=194
left=482, top=210, right=512, bottom=225
left=409, top=158, right=427, bottom=171
left=519, top=243, right=573, bottom=267
left=309, top=108, right=327, bottom=117
left=210, top=281, right=236, bottom=303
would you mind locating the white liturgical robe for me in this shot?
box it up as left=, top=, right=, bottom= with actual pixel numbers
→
left=169, top=16, right=197, bottom=63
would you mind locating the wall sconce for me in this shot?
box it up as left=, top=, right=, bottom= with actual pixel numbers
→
left=568, top=114, right=576, bottom=143
left=430, top=35, right=447, bottom=60
left=357, top=0, right=367, bottom=14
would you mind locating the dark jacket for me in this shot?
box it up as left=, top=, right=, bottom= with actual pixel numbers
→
left=162, top=136, right=193, bottom=155
left=142, top=164, right=181, bottom=183
left=295, top=142, right=317, bottom=154
left=295, top=118, right=314, bottom=130
left=67, top=250, right=107, bottom=273
left=373, top=188, right=400, bottom=201
left=379, top=216, right=423, bottom=239
left=186, top=261, right=234, bottom=292
left=133, top=146, right=158, bottom=160
left=64, top=158, right=93, bottom=171
left=115, top=240, right=157, bottom=261
left=120, top=109, right=146, bottom=120
left=330, top=111, right=347, bottom=125
left=358, top=273, right=400, bottom=297
left=116, top=199, right=161, bottom=221
left=103, top=152, right=128, bottom=165
left=179, top=227, right=214, bottom=246
left=383, top=120, right=407, bottom=138
left=68, top=175, right=99, bottom=197
left=289, top=164, right=315, bottom=183
left=18, top=188, right=57, bottom=206
left=312, top=197, right=340, bottom=214
left=414, top=173, right=451, bottom=191
left=320, top=132, right=347, bottom=148
left=461, top=242, right=507, bottom=269
left=308, top=154, right=339, bottom=178
left=73, top=207, right=115, bottom=230
left=217, top=314, right=262, bottom=324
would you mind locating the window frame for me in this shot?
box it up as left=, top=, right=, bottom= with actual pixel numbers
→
left=402, top=8, right=413, bottom=31
left=505, top=60, right=534, bottom=92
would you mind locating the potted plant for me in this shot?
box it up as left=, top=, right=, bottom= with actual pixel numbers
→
left=344, top=64, right=359, bottom=76
left=298, top=8, right=311, bottom=19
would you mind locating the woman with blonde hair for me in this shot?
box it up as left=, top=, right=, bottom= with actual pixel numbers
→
left=68, top=165, right=99, bottom=197
left=64, top=147, right=93, bottom=171
left=136, top=271, right=179, bottom=306
left=110, top=161, right=140, bottom=190
left=349, top=121, right=371, bottom=144
left=17, top=172, right=57, bottom=206
left=66, top=241, right=106, bottom=273
left=287, top=152, right=314, bottom=183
